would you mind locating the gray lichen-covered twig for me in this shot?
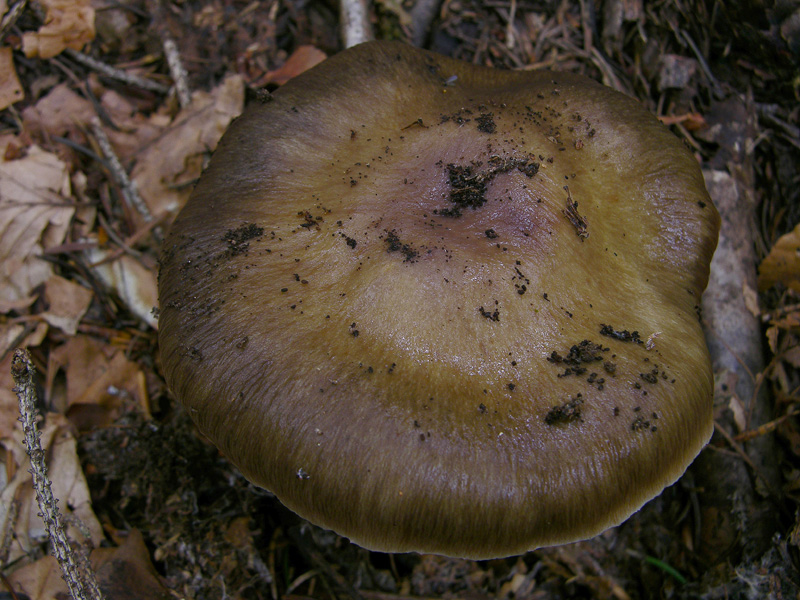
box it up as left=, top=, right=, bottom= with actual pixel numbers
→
left=163, top=38, right=191, bottom=108
left=11, top=349, right=105, bottom=600
left=65, top=49, right=170, bottom=95
left=340, top=0, right=373, bottom=48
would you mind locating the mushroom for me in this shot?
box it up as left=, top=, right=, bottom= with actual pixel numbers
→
left=158, top=41, right=720, bottom=559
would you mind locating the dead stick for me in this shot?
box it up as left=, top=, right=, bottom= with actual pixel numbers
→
left=11, top=350, right=105, bottom=600
left=340, top=0, right=373, bottom=48
left=163, top=38, right=191, bottom=108
left=90, top=118, right=163, bottom=242
left=65, top=50, right=170, bottom=94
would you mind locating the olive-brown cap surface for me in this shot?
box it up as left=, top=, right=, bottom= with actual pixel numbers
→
left=158, top=40, right=720, bottom=559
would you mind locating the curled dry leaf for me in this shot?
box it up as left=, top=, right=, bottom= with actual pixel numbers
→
left=21, top=0, right=95, bottom=59
left=0, top=145, right=74, bottom=304
left=758, top=222, right=800, bottom=293
left=0, top=47, right=24, bottom=111
left=132, top=74, right=244, bottom=221
left=86, top=249, right=158, bottom=329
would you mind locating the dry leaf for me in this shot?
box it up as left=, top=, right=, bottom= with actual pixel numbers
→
left=0, top=47, right=24, bottom=110
left=728, top=394, right=747, bottom=433
left=783, top=344, right=800, bottom=368
left=742, top=281, right=760, bottom=317
left=766, top=324, right=779, bottom=354
left=87, top=250, right=158, bottom=329
left=7, top=529, right=172, bottom=600
left=260, top=45, right=327, bottom=85
left=0, top=353, right=22, bottom=440
left=758, top=222, right=800, bottom=293
left=0, top=145, right=74, bottom=304
left=0, top=321, right=48, bottom=359
left=132, top=74, right=244, bottom=220
left=0, top=415, right=104, bottom=565
left=773, top=312, right=800, bottom=330
left=21, top=83, right=95, bottom=138
left=21, top=0, right=95, bottom=59
left=40, top=274, right=93, bottom=335
left=46, top=335, right=143, bottom=412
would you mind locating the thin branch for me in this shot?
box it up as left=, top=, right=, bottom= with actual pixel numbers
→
left=0, top=0, right=27, bottom=44
left=11, top=349, right=105, bottom=600
left=409, top=0, right=443, bottom=47
left=163, top=38, right=191, bottom=108
left=340, top=0, right=374, bottom=48
left=64, top=50, right=171, bottom=95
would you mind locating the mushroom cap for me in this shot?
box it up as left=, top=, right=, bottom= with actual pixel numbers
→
left=158, top=41, right=720, bottom=559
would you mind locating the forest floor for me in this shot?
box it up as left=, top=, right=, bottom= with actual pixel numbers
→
left=1, top=0, right=800, bottom=598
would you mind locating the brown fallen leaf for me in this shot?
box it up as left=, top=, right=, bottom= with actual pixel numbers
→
left=132, top=74, right=244, bottom=221
left=0, top=145, right=75, bottom=304
left=758, top=222, right=800, bottom=293
left=21, top=0, right=95, bottom=59
left=0, top=353, right=23, bottom=439
left=21, top=83, right=96, bottom=139
left=7, top=529, right=172, bottom=600
left=257, top=45, right=327, bottom=86
left=0, top=47, right=24, bottom=110
left=40, top=274, right=93, bottom=335
left=657, top=112, right=707, bottom=131
left=0, top=321, right=48, bottom=359
left=45, top=335, right=143, bottom=415
left=0, top=415, right=104, bottom=566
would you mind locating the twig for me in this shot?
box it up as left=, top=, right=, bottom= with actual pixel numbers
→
left=90, top=118, right=161, bottom=237
left=505, top=0, right=517, bottom=50
left=163, top=38, right=191, bottom=108
left=340, top=0, right=374, bottom=48
left=64, top=50, right=171, bottom=95
left=712, top=421, right=783, bottom=504
left=409, top=0, right=443, bottom=47
left=761, top=302, right=800, bottom=322
left=11, top=349, right=106, bottom=600
left=681, top=30, right=724, bottom=99
left=0, top=0, right=27, bottom=44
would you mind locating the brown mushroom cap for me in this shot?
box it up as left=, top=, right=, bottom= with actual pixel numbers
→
left=158, top=41, right=720, bottom=559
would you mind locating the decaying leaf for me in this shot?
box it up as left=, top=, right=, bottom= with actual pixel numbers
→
left=758, top=222, right=800, bottom=293
left=132, top=74, right=244, bottom=221
left=0, top=47, right=24, bottom=110
left=21, top=0, right=95, bottom=59
left=0, top=145, right=74, bottom=304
